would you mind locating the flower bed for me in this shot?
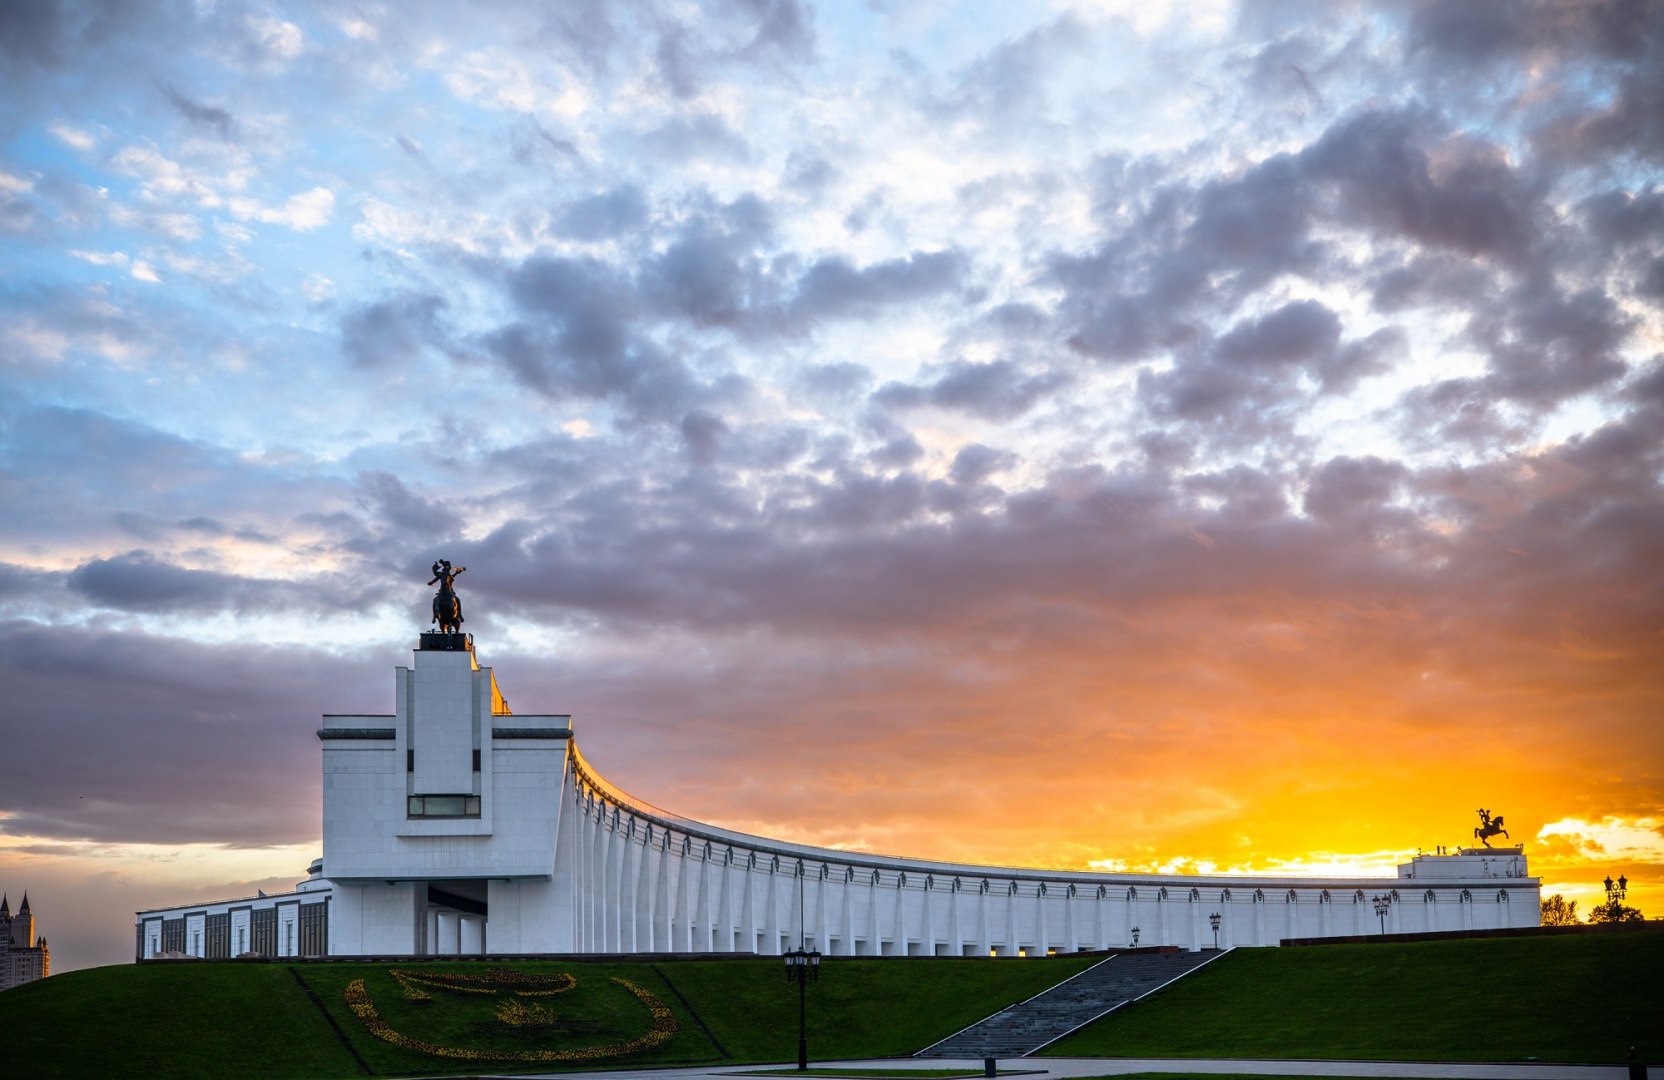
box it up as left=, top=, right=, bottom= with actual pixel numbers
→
left=344, top=972, right=677, bottom=1062
left=389, top=967, right=576, bottom=1001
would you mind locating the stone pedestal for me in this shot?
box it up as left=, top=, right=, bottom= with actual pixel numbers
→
left=1398, top=846, right=1528, bottom=881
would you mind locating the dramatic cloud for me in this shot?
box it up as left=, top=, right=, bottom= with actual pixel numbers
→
left=1, top=0, right=1660, bottom=969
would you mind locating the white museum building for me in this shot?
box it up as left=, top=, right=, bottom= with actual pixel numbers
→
left=137, top=633, right=1541, bottom=960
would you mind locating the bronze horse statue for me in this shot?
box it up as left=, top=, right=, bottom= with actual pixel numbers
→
left=429, top=560, right=466, bottom=633
left=1474, top=808, right=1509, bottom=848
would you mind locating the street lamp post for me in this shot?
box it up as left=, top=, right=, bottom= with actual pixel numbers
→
left=782, top=866, right=821, bottom=1071
left=1603, top=873, right=1629, bottom=921
left=1372, top=895, right=1390, bottom=935
left=1209, top=912, right=1221, bottom=950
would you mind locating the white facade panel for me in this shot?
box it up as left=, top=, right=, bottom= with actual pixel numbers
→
left=411, top=651, right=477, bottom=795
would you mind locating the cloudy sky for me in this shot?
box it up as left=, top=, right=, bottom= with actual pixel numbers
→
left=2, top=0, right=1661, bottom=971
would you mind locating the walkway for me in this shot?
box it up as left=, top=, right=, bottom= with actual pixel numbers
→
left=511, top=1056, right=1632, bottom=1080
left=917, top=949, right=1224, bottom=1058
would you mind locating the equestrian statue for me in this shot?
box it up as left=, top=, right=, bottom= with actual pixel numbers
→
left=1474, top=808, right=1509, bottom=848
left=429, top=560, right=466, bottom=634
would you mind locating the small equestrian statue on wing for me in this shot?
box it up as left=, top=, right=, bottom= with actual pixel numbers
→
left=1474, top=808, right=1509, bottom=848
left=429, top=560, right=466, bottom=634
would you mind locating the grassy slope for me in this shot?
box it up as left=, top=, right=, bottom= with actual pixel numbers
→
left=1047, top=929, right=1664, bottom=1064
left=0, top=963, right=357, bottom=1079
left=658, top=956, right=1095, bottom=1061
left=0, top=955, right=1093, bottom=1080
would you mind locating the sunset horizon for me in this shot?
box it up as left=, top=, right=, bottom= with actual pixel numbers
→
left=2, top=0, right=1660, bottom=973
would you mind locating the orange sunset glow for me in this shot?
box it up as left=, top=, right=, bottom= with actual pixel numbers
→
left=2, top=0, right=1662, bottom=971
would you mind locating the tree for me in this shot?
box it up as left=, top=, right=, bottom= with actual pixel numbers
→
left=1540, top=894, right=1581, bottom=926
left=1587, top=898, right=1645, bottom=923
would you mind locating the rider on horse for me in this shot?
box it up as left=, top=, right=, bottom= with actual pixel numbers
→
left=429, top=560, right=466, bottom=633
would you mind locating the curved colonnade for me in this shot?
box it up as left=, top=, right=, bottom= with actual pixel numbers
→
left=564, top=743, right=1530, bottom=955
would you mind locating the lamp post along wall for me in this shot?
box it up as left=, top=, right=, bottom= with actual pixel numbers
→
left=783, top=865, right=820, bottom=1070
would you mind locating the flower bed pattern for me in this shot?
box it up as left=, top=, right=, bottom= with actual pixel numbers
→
left=390, top=967, right=576, bottom=1001
left=344, top=973, right=678, bottom=1062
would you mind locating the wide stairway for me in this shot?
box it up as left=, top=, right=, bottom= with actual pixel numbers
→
left=916, top=948, right=1223, bottom=1059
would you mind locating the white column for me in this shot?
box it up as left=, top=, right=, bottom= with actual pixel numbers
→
left=890, top=875, right=907, bottom=956
left=918, top=878, right=931, bottom=951
left=715, top=851, right=734, bottom=952
left=839, top=869, right=855, bottom=956
left=427, top=908, right=440, bottom=956
left=633, top=827, right=654, bottom=952
left=1004, top=882, right=1018, bottom=955
left=599, top=816, right=617, bottom=952
left=672, top=839, right=691, bottom=953
left=590, top=808, right=605, bottom=951
left=695, top=847, right=713, bottom=952
left=638, top=829, right=660, bottom=952
left=619, top=825, right=636, bottom=952
left=577, top=802, right=593, bottom=952
left=460, top=916, right=484, bottom=955
left=815, top=865, right=829, bottom=952
left=948, top=879, right=961, bottom=957
left=867, top=872, right=881, bottom=956
left=764, top=859, right=781, bottom=955
left=740, top=853, right=757, bottom=953
left=977, top=881, right=991, bottom=957
left=653, top=834, right=672, bottom=950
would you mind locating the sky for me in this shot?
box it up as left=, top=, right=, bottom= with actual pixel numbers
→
left=0, top=0, right=1660, bottom=973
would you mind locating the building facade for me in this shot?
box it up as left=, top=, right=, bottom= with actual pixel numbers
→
left=136, top=861, right=333, bottom=960
left=139, top=633, right=1541, bottom=959
left=1, top=894, right=50, bottom=990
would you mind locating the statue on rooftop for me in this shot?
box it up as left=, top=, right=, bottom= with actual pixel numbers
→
left=1474, top=808, right=1509, bottom=848
left=428, top=560, right=466, bottom=634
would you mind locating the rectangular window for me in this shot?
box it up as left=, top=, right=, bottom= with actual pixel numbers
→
left=407, top=748, right=414, bottom=773
left=205, top=912, right=231, bottom=959
left=251, top=908, right=277, bottom=957
left=298, top=902, right=328, bottom=957
left=407, top=794, right=481, bottom=818
left=472, top=748, right=481, bottom=771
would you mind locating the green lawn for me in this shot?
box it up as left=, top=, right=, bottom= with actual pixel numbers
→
left=1046, top=929, right=1664, bottom=1064
left=0, top=963, right=355, bottom=1079
left=0, top=955, right=1092, bottom=1080
left=657, top=956, right=1093, bottom=1062
left=8, top=931, right=1657, bottom=1079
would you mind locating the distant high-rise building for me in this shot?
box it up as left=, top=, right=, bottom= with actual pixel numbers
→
left=0, top=893, right=50, bottom=990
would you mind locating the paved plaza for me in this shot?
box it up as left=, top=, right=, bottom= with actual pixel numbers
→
left=509, top=1057, right=1633, bottom=1080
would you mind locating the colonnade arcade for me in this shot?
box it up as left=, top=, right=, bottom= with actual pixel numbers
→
left=565, top=748, right=1519, bottom=956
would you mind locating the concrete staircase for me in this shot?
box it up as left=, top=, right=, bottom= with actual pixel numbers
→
left=915, top=948, right=1225, bottom=1059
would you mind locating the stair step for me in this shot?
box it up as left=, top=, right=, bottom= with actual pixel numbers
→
left=915, top=950, right=1221, bottom=1058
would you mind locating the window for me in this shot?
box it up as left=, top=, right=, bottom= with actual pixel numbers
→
left=205, top=913, right=231, bottom=959
left=408, top=794, right=481, bottom=818
left=251, top=908, right=277, bottom=956
left=472, top=748, right=481, bottom=771
left=298, top=902, right=328, bottom=957
left=407, top=749, right=414, bottom=773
